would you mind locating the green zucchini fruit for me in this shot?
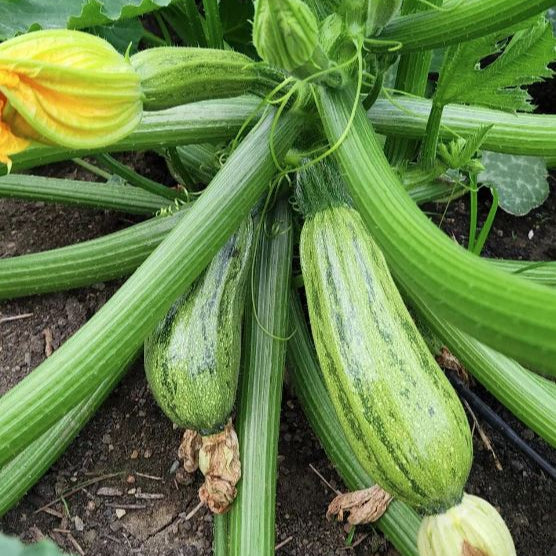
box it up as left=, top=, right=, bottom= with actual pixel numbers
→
left=144, top=216, right=253, bottom=514
left=144, top=215, right=253, bottom=434
left=297, top=160, right=472, bottom=513
left=297, top=160, right=515, bottom=555
left=131, top=47, right=284, bottom=111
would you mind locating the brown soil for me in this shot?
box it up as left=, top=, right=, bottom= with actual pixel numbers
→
left=0, top=166, right=555, bottom=554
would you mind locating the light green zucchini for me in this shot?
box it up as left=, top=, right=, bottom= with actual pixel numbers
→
left=131, top=47, right=284, bottom=111
left=144, top=216, right=253, bottom=434
left=297, top=161, right=472, bottom=514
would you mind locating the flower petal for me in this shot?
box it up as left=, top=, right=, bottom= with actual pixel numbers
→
left=0, top=29, right=142, bottom=152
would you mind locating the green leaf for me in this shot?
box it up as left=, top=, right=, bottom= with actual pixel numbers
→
left=0, top=534, right=69, bottom=556
left=435, top=17, right=555, bottom=111
left=479, top=151, right=549, bottom=216
left=88, top=18, right=146, bottom=53
left=219, top=0, right=254, bottom=53
left=0, top=0, right=172, bottom=40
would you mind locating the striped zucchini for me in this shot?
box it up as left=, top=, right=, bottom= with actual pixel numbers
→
left=297, top=161, right=472, bottom=514
left=131, top=47, right=284, bottom=111
left=144, top=215, right=253, bottom=434
left=144, top=216, right=253, bottom=513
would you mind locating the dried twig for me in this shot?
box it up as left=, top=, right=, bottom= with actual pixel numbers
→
left=309, top=464, right=341, bottom=495
left=0, top=313, right=33, bottom=324
left=464, top=400, right=503, bottom=471
left=35, top=472, right=124, bottom=513
left=275, top=536, right=294, bottom=551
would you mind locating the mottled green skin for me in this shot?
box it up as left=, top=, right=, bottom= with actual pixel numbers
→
left=131, top=47, right=280, bottom=111
left=300, top=206, right=472, bottom=513
left=145, top=217, right=253, bottom=434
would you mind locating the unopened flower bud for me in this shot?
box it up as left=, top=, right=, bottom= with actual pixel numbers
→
left=0, top=30, right=142, bottom=168
left=253, top=0, right=319, bottom=73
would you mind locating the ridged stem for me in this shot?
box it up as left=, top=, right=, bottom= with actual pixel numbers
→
left=4, top=97, right=262, bottom=174
left=0, top=174, right=168, bottom=214
left=3, top=205, right=554, bottom=303
left=287, top=292, right=420, bottom=556
left=0, top=351, right=139, bottom=517
left=369, top=97, right=556, bottom=165
left=381, top=0, right=554, bottom=52
left=420, top=101, right=444, bottom=168
left=317, top=85, right=556, bottom=375
left=213, top=514, right=228, bottom=556
left=0, top=211, right=185, bottom=300
left=383, top=0, right=439, bottom=164
left=95, top=153, right=183, bottom=201
left=228, top=197, right=293, bottom=555
left=0, top=109, right=301, bottom=466
left=7, top=94, right=554, bottom=174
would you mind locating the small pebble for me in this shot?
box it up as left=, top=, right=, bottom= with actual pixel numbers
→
left=115, top=509, right=126, bottom=519
left=74, top=516, right=84, bottom=532
left=130, top=449, right=139, bottom=459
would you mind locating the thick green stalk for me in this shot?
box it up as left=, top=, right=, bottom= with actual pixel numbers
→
left=3, top=195, right=554, bottom=303
left=170, top=144, right=221, bottom=185
left=3, top=97, right=262, bottom=175
left=95, top=153, right=183, bottom=201
left=0, top=174, right=168, bottom=214
left=0, top=351, right=138, bottom=517
left=406, top=287, right=556, bottom=447
left=383, top=0, right=439, bottom=164
left=163, top=0, right=208, bottom=47
left=488, top=259, right=556, bottom=287
left=369, top=97, right=556, bottom=166
left=228, top=197, right=293, bottom=556
left=213, top=514, right=228, bottom=556
left=0, top=110, right=301, bottom=466
left=317, top=86, right=556, bottom=375
left=420, top=101, right=444, bottom=168
left=203, top=0, right=224, bottom=49
left=287, top=293, right=420, bottom=556
left=0, top=211, right=185, bottom=300
left=381, top=0, right=554, bottom=52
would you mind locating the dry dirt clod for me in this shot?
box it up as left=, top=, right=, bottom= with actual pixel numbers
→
left=327, top=485, right=392, bottom=525
left=42, top=328, right=54, bottom=357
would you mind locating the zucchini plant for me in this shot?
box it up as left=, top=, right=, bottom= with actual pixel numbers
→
left=0, top=1, right=554, bottom=555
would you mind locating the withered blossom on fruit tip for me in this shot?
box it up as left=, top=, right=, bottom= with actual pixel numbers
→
left=0, top=29, right=143, bottom=169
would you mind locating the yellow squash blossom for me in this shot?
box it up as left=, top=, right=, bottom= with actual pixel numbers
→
left=0, top=29, right=143, bottom=168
